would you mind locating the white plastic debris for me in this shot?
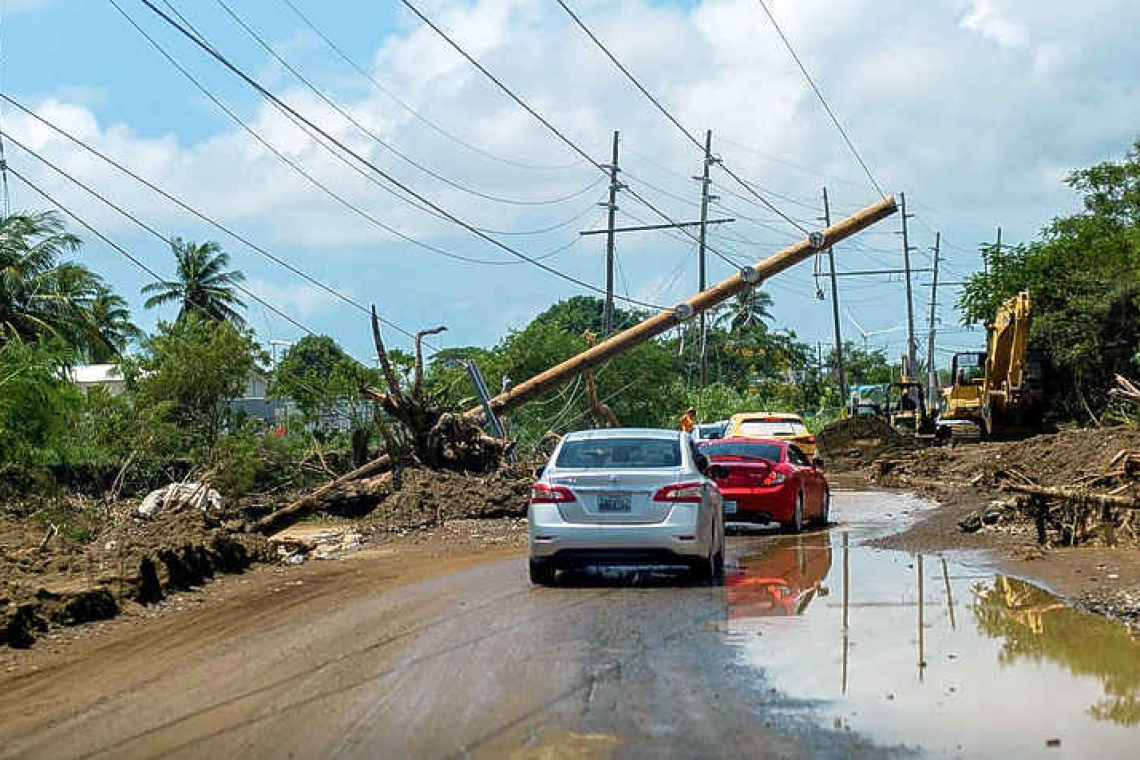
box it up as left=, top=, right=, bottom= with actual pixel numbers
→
left=137, top=482, right=223, bottom=518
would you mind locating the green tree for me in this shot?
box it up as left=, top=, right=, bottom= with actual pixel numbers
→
left=530, top=295, right=648, bottom=335
left=142, top=238, right=247, bottom=326
left=0, top=339, right=80, bottom=470
left=123, top=314, right=265, bottom=447
left=0, top=211, right=97, bottom=347
left=957, top=140, right=1140, bottom=420
left=271, top=335, right=379, bottom=435
left=82, top=283, right=142, bottom=362
left=713, top=287, right=775, bottom=333
left=825, top=342, right=895, bottom=385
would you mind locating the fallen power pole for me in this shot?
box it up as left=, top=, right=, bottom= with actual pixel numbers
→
left=466, top=196, right=899, bottom=422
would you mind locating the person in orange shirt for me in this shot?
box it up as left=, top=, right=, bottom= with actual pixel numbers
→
left=679, top=407, right=697, bottom=433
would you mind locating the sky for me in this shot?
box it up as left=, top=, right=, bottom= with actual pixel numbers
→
left=4, top=0, right=1139, bottom=367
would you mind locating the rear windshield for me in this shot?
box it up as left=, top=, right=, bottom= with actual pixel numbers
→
left=702, top=442, right=782, bottom=462
left=737, top=419, right=807, bottom=436
left=556, top=438, right=681, bottom=469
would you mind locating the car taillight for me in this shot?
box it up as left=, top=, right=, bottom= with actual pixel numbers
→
left=804, top=435, right=816, bottom=444
left=762, top=471, right=787, bottom=486
left=530, top=483, right=576, bottom=504
left=653, top=482, right=703, bottom=503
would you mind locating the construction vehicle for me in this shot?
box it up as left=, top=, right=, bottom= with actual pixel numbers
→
left=885, top=377, right=945, bottom=439
left=848, top=384, right=887, bottom=417
left=940, top=291, right=1045, bottom=438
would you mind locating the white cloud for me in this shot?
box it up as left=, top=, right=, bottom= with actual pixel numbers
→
left=6, top=0, right=1140, bottom=355
left=960, top=1, right=1029, bottom=48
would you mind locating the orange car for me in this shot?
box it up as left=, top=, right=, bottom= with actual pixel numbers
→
left=726, top=411, right=818, bottom=459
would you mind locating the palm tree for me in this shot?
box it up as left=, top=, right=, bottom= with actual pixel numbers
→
left=715, top=287, right=774, bottom=333
left=0, top=211, right=94, bottom=346
left=142, top=238, right=247, bottom=326
left=83, top=284, right=142, bottom=362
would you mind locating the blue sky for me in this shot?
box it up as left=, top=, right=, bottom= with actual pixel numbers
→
left=4, top=0, right=1139, bottom=367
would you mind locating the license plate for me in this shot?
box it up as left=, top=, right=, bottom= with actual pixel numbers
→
left=724, top=501, right=737, bottom=514
left=597, top=494, right=632, bottom=512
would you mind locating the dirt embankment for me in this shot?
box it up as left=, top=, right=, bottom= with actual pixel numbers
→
left=820, top=423, right=1140, bottom=627
left=2, top=464, right=534, bottom=650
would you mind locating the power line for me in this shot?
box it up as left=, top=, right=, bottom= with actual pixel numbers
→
left=397, top=0, right=757, bottom=276
left=134, top=0, right=667, bottom=311
left=212, top=0, right=602, bottom=208
left=552, top=0, right=811, bottom=236
left=7, top=137, right=321, bottom=339
left=105, top=0, right=556, bottom=268
left=752, top=0, right=886, bottom=199
left=278, top=0, right=587, bottom=173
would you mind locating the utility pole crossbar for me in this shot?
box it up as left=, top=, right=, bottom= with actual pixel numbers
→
left=580, top=218, right=734, bottom=236
left=463, top=196, right=899, bottom=422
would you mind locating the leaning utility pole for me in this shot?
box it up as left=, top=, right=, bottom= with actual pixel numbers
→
left=696, top=129, right=716, bottom=385
left=822, top=187, right=846, bottom=404
left=602, top=130, right=620, bottom=334
left=469, top=197, right=898, bottom=419
left=899, top=191, right=917, bottom=376
left=925, top=232, right=941, bottom=409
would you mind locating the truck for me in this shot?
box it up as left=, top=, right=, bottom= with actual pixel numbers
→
left=939, top=291, right=1045, bottom=438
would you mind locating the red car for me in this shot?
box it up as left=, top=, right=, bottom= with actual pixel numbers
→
left=698, top=437, right=829, bottom=532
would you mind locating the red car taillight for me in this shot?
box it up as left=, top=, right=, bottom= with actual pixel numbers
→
left=653, top=482, right=704, bottom=503
left=762, top=471, right=788, bottom=486
left=530, top=483, right=576, bottom=504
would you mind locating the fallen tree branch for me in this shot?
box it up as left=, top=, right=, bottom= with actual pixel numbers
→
left=1002, top=482, right=1140, bottom=509
left=251, top=454, right=392, bottom=534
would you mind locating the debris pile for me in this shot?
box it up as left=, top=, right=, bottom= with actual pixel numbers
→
left=817, top=415, right=915, bottom=467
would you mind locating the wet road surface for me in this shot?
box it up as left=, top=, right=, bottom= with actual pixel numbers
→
left=2, top=491, right=1139, bottom=758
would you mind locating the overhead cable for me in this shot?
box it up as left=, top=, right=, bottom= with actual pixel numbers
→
left=279, top=0, right=587, bottom=172
left=134, top=0, right=666, bottom=310
left=752, top=0, right=886, bottom=199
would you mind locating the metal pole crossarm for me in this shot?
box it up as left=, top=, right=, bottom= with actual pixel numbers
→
left=833, top=268, right=933, bottom=277
left=579, top=218, right=734, bottom=236
left=464, top=196, right=898, bottom=421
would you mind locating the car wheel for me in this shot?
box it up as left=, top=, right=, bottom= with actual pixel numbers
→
left=529, top=558, right=556, bottom=585
left=819, top=488, right=831, bottom=526
left=690, top=549, right=715, bottom=584
left=712, top=547, right=725, bottom=580
left=785, top=493, right=804, bottom=534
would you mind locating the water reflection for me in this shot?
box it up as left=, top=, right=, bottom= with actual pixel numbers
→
left=725, top=531, right=831, bottom=619
left=721, top=499, right=1140, bottom=755
left=972, top=575, right=1140, bottom=727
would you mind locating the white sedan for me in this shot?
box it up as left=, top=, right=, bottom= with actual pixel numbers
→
left=527, top=428, right=726, bottom=585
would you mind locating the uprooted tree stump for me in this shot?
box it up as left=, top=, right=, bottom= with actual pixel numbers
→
left=252, top=308, right=511, bottom=535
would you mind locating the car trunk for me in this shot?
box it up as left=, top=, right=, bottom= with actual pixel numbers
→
left=710, top=459, right=773, bottom=489
left=548, top=469, right=682, bottom=524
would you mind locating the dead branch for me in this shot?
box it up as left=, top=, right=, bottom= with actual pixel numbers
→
left=1002, top=482, right=1140, bottom=509
left=252, top=454, right=392, bottom=534
left=582, top=331, right=620, bottom=428
left=413, top=325, right=447, bottom=400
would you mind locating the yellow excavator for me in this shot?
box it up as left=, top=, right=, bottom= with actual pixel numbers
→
left=940, top=291, right=1045, bottom=438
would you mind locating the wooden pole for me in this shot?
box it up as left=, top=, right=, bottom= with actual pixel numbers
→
left=1003, top=482, right=1140, bottom=509
left=465, top=196, right=898, bottom=421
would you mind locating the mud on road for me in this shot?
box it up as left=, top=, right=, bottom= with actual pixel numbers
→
left=3, top=491, right=1140, bottom=759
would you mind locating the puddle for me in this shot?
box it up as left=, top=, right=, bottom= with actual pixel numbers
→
left=721, top=506, right=1140, bottom=757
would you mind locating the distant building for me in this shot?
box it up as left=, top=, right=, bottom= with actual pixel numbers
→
left=65, top=364, right=288, bottom=424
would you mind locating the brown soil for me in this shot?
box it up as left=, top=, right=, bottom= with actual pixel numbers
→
left=817, top=415, right=918, bottom=469
left=2, top=464, right=533, bottom=650
left=833, top=425, right=1140, bottom=628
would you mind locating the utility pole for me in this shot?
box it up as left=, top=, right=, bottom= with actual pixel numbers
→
left=899, top=192, right=917, bottom=377
left=602, top=130, right=620, bottom=334
left=696, top=129, right=715, bottom=386
left=822, top=187, right=846, bottom=404
left=925, top=232, right=941, bottom=410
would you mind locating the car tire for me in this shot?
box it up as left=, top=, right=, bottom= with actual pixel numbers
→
left=712, top=548, right=725, bottom=580
left=819, top=488, right=831, bottom=526
left=691, top=550, right=716, bottom=584
left=529, top=559, right=556, bottom=586
left=785, top=493, right=804, bottom=534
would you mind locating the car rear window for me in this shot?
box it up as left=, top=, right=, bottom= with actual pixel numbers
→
left=555, top=438, right=681, bottom=468
left=701, top=442, right=782, bottom=462
left=737, top=418, right=807, bottom=436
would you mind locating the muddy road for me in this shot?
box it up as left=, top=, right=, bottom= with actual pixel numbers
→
left=2, top=492, right=1139, bottom=759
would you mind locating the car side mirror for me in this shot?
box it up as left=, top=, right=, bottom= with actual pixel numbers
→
left=695, top=453, right=710, bottom=474
left=813, top=457, right=825, bottom=470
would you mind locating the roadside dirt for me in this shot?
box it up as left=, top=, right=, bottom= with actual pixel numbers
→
left=827, top=425, right=1140, bottom=628
left=2, top=464, right=533, bottom=650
